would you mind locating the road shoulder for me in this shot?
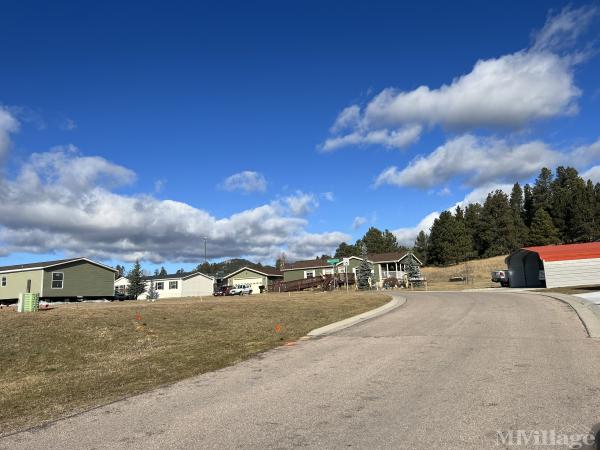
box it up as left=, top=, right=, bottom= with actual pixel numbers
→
left=533, top=292, right=600, bottom=339
left=307, top=294, right=406, bottom=337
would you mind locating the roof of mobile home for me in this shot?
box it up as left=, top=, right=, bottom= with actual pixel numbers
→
left=0, top=257, right=117, bottom=274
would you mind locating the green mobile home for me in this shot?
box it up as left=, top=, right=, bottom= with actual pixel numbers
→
left=281, top=252, right=422, bottom=287
left=0, top=257, right=117, bottom=302
left=222, top=266, right=283, bottom=294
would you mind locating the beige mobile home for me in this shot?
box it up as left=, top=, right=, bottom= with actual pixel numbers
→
left=0, top=257, right=117, bottom=302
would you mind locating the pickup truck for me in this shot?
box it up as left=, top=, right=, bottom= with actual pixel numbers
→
left=491, top=270, right=510, bottom=287
left=229, top=284, right=253, bottom=295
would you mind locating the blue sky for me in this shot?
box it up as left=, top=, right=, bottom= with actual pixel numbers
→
left=0, top=0, right=599, bottom=272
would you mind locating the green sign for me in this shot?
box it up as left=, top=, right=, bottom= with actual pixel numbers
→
left=326, top=258, right=340, bottom=265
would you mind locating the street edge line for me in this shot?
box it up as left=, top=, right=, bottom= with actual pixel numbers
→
left=306, top=294, right=406, bottom=338
left=535, top=292, right=600, bottom=339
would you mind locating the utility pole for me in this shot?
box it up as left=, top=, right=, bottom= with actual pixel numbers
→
left=202, top=237, right=208, bottom=263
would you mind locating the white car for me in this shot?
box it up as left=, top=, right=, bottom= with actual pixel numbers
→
left=230, top=284, right=253, bottom=295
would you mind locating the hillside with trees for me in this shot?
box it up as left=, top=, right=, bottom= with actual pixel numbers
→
left=421, top=166, right=600, bottom=266
left=332, top=166, right=600, bottom=268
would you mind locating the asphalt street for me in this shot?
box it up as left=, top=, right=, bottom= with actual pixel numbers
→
left=3, top=291, right=600, bottom=449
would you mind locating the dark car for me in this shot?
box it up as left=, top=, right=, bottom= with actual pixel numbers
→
left=213, top=285, right=234, bottom=296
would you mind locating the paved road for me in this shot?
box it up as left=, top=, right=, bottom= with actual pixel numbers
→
left=3, top=292, right=600, bottom=449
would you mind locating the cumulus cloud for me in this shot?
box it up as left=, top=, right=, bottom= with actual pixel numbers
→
left=285, top=191, right=319, bottom=216
left=352, top=216, right=366, bottom=230
left=321, top=124, right=422, bottom=151
left=321, top=191, right=335, bottom=202
left=0, top=107, right=19, bottom=163
left=375, top=135, right=563, bottom=189
left=393, top=212, right=439, bottom=247
left=321, top=5, right=596, bottom=150
left=582, top=166, right=600, bottom=183
left=0, top=149, right=349, bottom=263
left=219, top=171, right=267, bottom=193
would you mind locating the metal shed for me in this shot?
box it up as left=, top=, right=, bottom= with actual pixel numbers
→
left=507, top=243, right=600, bottom=288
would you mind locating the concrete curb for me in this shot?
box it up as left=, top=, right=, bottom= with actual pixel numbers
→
left=535, top=292, right=600, bottom=339
left=306, top=294, right=406, bottom=338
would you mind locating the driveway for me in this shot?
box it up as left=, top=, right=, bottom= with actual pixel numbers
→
left=3, top=292, right=600, bottom=449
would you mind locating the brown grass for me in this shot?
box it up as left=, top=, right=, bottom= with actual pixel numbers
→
left=420, top=255, right=508, bottom=291
left=0, top=291, right=388, bottom=435
left=537, top=285, right=600, bottom=295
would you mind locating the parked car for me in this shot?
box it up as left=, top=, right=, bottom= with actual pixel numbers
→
left=230, top=284, right=253, bottom=295
left=213, top=285, right=234, bottom=296
left=491, top=270, right=510, bottom=287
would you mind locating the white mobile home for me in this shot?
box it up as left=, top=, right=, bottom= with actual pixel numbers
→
left=115, top=271, right=215, bottom=299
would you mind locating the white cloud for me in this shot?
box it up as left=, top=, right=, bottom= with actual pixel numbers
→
left=285, top=191, right=319, bottom=216
left=532, top=5, right=598, bottom=53
left=321, top=191, right=335, bottom=202
left=352, top=216, right=366, bottom=230
left=0, top=149, right=348, bottom=263
left=219, top=171, right=267, bottom=193
left=60, top=118, right=77, bottom=131
left=393, top=212, right=439, bottom=247
left=154, top=179, right=166, bottom=193
left=321, top=5, right=596, bottom=150
left=0, top=107, right=19, bottom=163
left=321, top=124, right=422, bottom=151
left=571, top=138, right=600, bottom=166
left=375, top=135, right=563, bottom=189
left=453, top=183, right=515, bottom=208
left=582, top=166, right=600, bottom=183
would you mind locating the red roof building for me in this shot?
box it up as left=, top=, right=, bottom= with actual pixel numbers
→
left=507, top=242, right=600, bottom=288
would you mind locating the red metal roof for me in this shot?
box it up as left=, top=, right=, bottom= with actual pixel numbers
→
left=524, top=242, right=600, bottom=262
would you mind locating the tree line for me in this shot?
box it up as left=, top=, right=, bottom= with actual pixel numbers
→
left=417, top=166, right=600, bottom=266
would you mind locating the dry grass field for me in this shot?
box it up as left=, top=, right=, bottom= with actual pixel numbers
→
left=0, top=291, right=388, bottom=435
left=421, top=255, right=508, bottom=291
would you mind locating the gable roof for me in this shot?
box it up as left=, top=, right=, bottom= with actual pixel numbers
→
left=522, top=242, right=600, bottom=262
left=282, top=252, right=422, bottom=271
left=223, top=265, right=283, bottom=279
left=143, top=271, right=214, bottom=281
left=0, top=257, right=117, bottom=275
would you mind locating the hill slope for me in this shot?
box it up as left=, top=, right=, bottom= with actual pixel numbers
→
left=421, top=255, right=507, bottom=290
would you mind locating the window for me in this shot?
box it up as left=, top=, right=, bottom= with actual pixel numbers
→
left=155, top=282, right=164, bottom=290
left=305, top=271, right=314, bottom=279
left=1, top=276, right=6, bottom=287
left=169, top=281, right=178, bottom=289
left=51, top=272, right=64, bottom=289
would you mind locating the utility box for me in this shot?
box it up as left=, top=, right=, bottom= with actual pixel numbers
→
left=17, top=293, right=40, bottom=312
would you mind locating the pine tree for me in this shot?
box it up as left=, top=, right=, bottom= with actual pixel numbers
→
left=159, top=266, right=168, bottom=276
left=527, top=209, right=560, bottom=246
left=405, top=253, right=423, bottom=281
left=356, top=243, right=372, bottom=290
left=510, top=182, right=528, bottom=247
left=146, top=279, right=159, bottom=301
left=176, top=268, right=185, bottom=274
left=532, top=167, right=553, bottom=213
left=127, top=259, right=146, bottom=299
left=413, top=230, right=429, bottom=262
left=115, top=264, right=125, bottom=278
left=464, top=203, right=485, bottom=257
left=356, top=227, right=401, bottom=254
left=523, top=183, right=535, bottom=227
left=154, top=269, right=159, bottom=276
left=480, top=190, right=518, bottom=257
left=334, top=242, right=357, bottom=258
left=427, top=210, right=474, bottom=265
